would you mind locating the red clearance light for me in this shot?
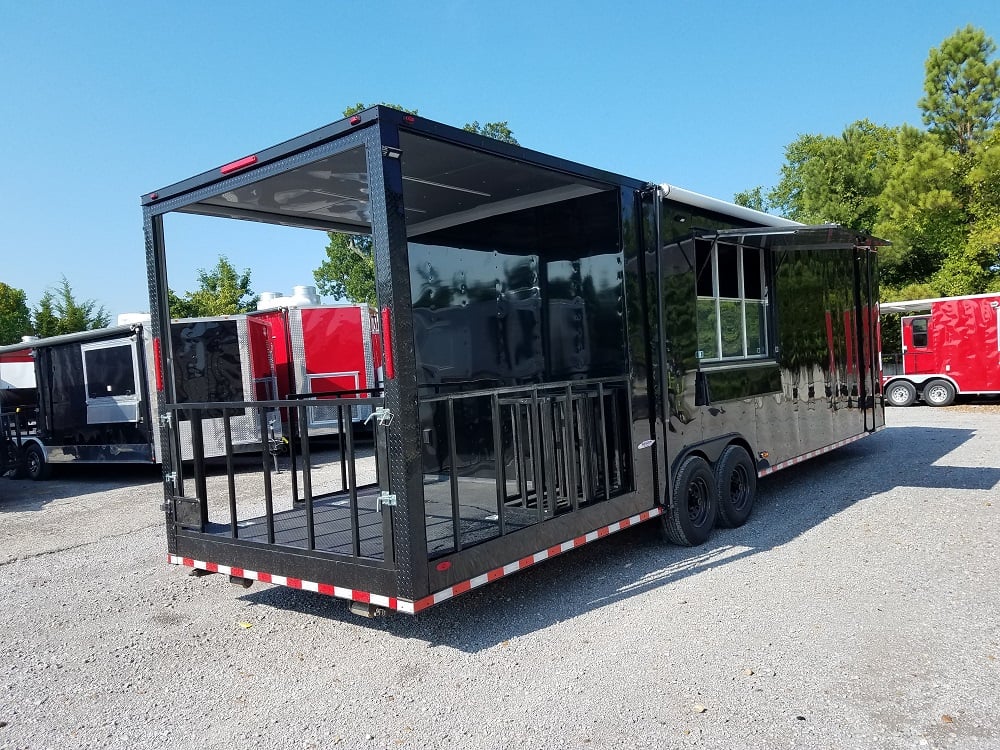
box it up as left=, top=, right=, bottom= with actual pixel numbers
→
left=149, top=193, right=158, bottom=200
left=403, top=115, right=416, bottom=124
left=381, top=307, right=395, bottom=380
left=436, top=561, right=451, bottom=572
left=350, top=115, right=362, bottom=125
left=220, top=154, right=258, bottom=175
left=152, top=337, right=164, bottom=392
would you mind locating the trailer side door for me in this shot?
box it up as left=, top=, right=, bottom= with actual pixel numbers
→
left=902, top=315, right=932, bottom=375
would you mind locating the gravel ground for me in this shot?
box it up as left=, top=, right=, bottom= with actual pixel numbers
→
left=1, top=405, right=998, bottom=750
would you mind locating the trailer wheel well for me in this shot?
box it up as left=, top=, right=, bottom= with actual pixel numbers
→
left=669, top=433, right=755, bottom=480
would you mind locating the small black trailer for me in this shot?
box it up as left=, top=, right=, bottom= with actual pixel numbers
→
left=0, top=316, right=281, bottom=479
left=142, top=106, right=885, bottom=614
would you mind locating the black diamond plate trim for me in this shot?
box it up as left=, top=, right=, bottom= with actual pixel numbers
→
left=368, top=117, right=429, bottom=600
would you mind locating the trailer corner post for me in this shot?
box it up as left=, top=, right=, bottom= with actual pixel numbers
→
left=143, top=208, right=180, bottom=553
left=369, top=111, right=429, bottom=600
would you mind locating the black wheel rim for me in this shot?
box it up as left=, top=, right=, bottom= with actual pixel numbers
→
left=728, top=465, right=750, bottom=512
left=27, top=451, right=40, bottom=476
left=687, top=476, right=711, bottom=525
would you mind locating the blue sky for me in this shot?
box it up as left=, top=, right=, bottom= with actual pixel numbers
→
left=3, top=1, right=999, bottom=319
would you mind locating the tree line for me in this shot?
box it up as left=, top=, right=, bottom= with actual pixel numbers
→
left=735, top=25, right=1000, bottom=300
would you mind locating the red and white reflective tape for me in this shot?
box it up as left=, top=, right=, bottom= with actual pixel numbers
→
left=167, top=555, right=413, bottom=613
left=757, top=430, right=873, bottom=477
left=411, top=507, right=665, bottom=612
left=167, top=507, right=665, bottom=615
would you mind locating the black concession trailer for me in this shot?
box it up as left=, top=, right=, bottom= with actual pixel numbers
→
left=142, top=106, right=885, bottom=614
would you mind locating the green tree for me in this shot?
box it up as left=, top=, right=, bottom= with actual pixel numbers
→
left=875, top=127, right=965, bottom=292
left=315, top=104, right=519, bottom=304
left=965, top=127, right=1000, bottom=290
left=31, top=277, right=111, bottom=338
left=768, top=120, right=898, bottom=232
left=877, top=26, right=1000, bottom=296
left=733, top=186, right=767, bottom=212
left=0, top=282, right=32, bottom=345
left=919, top=25, right=1000, bottom=154
left=463, top=120, right=518, bottom=144
left=314, top=233, right=377, bottom=306
left=169, top=255, right=258, bottom=317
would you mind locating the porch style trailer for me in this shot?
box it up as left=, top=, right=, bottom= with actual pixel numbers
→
left=880, top=293, right=1000, bottom=406
left=142, top=106, right=884, bottom=614
left=0, top=315, right=278, bottom=479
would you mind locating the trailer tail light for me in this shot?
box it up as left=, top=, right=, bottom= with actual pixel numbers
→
left=381, top=307, right=395, bottom=379
left=220, top=155, right=258, bottom=175
left=152, top=337, right=164, bottom=391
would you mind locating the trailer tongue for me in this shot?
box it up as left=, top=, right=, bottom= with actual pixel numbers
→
left=142, top=106, right=885, bottom=614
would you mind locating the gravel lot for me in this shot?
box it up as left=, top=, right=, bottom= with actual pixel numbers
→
left=1, top=405, right=998, bottom=750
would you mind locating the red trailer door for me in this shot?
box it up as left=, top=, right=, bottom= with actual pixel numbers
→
left=902, top=315, right=933, bottom=375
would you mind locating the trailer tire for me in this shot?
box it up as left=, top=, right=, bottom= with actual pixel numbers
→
left=664, top=456, right=718, bottom=546
left=923, top=379, right=956, bottom=407
left=24, top=443, right=50, bottom=481
left=885, top=380, right=917, bottom=407
left=714, top=445, right=756, bottom=528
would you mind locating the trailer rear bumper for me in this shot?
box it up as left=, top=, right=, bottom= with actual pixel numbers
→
left=169, top=506, right=664, bottom=614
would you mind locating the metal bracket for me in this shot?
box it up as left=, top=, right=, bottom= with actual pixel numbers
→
left=160, top=412, right=173, bottom=428
left=376, top=492, right=397, bottom=512
left=364, top=407, right=393, bottom=428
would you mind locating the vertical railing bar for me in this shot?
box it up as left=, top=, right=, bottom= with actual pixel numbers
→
left=222, top=409, right=238, bottom=538
left=345, top=411, right=361, bottom=559
left=564, top=385, right=579, bottom=513
left=190, top=415, right=208, bottom=529
left=541, top=399, right=558, bottom=518
left=577, top=396, right=594, bottom=506
left=513, top=403, right=528, bottom=507
left=446, top=398, right=461, bottom=552
left=598, top=382, right=611, bottom=502
left=491, top=393, right=507, bottom=537
left=298, top=405, right=315, bottom=551
left=610, top=386, right=623, bottom=490
left=338, top=402, right=348, bottom=492
left=259, top=409, right=275, bottom=544
left=287, top=406, right=299, bottom=504
left=530, top=389, right=545, bottom=523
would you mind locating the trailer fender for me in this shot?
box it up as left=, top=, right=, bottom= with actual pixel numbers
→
left=667, top=432, right=751, bottom=485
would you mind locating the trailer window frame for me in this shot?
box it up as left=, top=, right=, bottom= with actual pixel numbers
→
left=695, top=237, right=770, bottom=362
left=80, top=336, right=143, bottom=424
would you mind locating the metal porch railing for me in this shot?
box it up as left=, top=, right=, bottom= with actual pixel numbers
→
left=167, top=393, right=390, bottom=563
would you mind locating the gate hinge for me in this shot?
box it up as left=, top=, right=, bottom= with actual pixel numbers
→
left=160, top=413, right=173, bottom=428
left=364, top=407, right=393, bottom=427
left=377, top=492, right=397, bottom=511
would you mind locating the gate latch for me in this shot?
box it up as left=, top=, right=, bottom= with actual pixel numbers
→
left=160, top=413, right=173, bottom=428
left=377, top=492, right=397, bottom=512
left=364, top=407, right=393, bottom=428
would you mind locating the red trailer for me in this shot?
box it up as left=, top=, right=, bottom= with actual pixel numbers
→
left=881, top=293, right=1000, bottom=406
left=251, top=303, right=381, bottom=433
